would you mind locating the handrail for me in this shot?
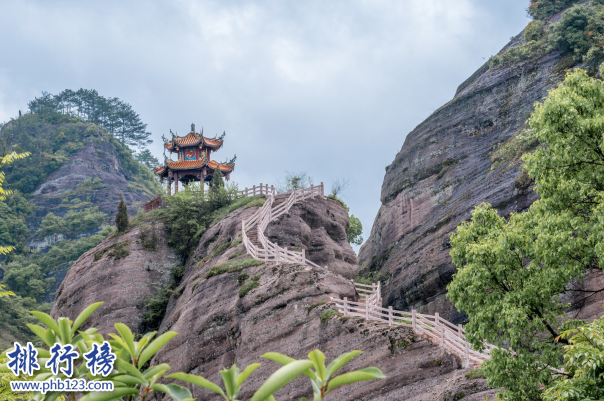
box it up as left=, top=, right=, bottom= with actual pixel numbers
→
left=241, top=183, right=324, bottom=267
left=330, top=281, right=496, bottom=368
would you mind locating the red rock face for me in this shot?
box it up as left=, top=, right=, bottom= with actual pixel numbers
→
left=52, top=198, right=495, bottom=399
left=358, top=46, right=576, bottom=322
left=51, top=223, right=179, bottom=334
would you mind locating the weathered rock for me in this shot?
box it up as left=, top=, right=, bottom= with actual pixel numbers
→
left=28, top=135, right=155, bottom=237
left=51, top=223, right=179, bottom=334
left=358, top=39, right=577, bottom=323
left=265, top=196, right=358, bottom=278
left=146, top=198, right=492, bottom=400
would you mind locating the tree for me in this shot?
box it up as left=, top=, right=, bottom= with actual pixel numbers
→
left=135, top=149, right=160, bottom=170
left=209, top=168, right=228, bottom=209
left=0, top=131, right=30, bottom=255
left=330, top=178, right=349, bottom=198
left=28, top=89, right=152, bottom=150
left=448, top=67, right=604, bottom=400
left=115, top=193, right=129, bottom=233
left=543, top=317, right=604, bottom=401
left=277, top=171, right=313, bottom=192
left=347, top=215, right=363, bottom=246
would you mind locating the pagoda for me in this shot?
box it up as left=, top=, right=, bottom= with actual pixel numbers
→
left=154, top=123, right=236, bottom=194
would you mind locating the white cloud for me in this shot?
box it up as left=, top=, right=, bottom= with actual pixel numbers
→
left=0, top=0, right=530, bottom=249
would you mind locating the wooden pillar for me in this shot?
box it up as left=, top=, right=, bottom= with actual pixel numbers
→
left=343, top=297, right=348, bottom=317
left=441, top=326, right=445, bottom=347
left=435, top=312, right=439, bottom=327
left=412, top=309, right=417, bottom=331
left=167, top=180, right=172, bottom=197
left=174, top=172, right=179, bottom=193
left=302, top=248, right=306, bottom=265
left=388, top=306, right=393, bottom=327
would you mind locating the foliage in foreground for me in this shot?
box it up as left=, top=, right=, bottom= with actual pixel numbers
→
left=448, top=66, right=604, bottom=400
left=0, top=303, right=385, bottom=400
left=543, top=317, right=604, bottom=401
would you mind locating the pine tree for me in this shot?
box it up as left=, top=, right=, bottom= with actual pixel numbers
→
left=115, top=193, right=129, bottom=233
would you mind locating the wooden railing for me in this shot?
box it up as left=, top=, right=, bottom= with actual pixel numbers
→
left=330, top=282, right=496, bottom=368
left=241, top=183, right=324, bottom=267
left=143, top=195, right=169, bottom=212
left=239, top=184, right=275, bottom=198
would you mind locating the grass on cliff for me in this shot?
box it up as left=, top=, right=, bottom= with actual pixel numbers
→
left=490, top=129, right=540, bottom=169
left=205, top=258, right=264, bottom=279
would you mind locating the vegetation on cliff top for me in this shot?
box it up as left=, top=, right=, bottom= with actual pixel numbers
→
left=0, top=94, right=160, bottom=349
left=448, top=67, right=604, bottom=400
left=491, top=1, right=604, bottom=69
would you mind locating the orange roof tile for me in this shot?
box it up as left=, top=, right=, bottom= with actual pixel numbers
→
left=164, top=132, right=224, bottom=149
left=167, top=160, right=206, bottom=169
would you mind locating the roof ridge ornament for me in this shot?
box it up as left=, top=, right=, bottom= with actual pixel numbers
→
left=218, top=131, right=226, bottom=141
left=191, top=123, right=195, bottom=133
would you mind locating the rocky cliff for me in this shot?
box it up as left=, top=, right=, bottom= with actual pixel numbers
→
left=356, top=33, right=578, bottom=322
left=53, top=196, right=496, bottom=400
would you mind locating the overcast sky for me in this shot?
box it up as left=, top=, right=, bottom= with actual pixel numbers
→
left=0, top=0, right=531, bottom=250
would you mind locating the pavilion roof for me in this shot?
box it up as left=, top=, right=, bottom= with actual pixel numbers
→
left=164, top=131, right=224, bottom=151
left=153, top=155, right=235, bottom=176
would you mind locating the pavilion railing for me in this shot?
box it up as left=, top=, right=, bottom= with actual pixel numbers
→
left=330, top=281, right=498, bottom=368
left=241, top=183, right=324, bottom=267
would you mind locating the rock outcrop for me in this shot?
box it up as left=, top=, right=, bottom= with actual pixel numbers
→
left=51, top=223, right=179, bottom=334
left=53, top=194, right=494, bottom=399
left=148, top=196, right=493, bottom=400
left=265, top=196, right=358, bottom=278
left=358, top=37, right=577, bottom=322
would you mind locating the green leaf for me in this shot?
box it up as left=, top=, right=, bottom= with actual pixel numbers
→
left=143, top=363, right=170, bottom=380
left=325, top=350, right=362, bottom=380
left=250, top=360, right=314, bottom=401
left=262, top=352, right=314, bottom=379
left=30, top=311, right=61, bottom=336
left=167, top=372, right=226, bottom=397
left=307, top=349, right=326, bottom=380
left=58, top=317, right=71, bottom=344
left=71, top=302, right=103, bottom=334
left=26, top=324, right=53, bottom=347
left=114, top=358, right=145, bottom=382
left=151, top=383, right=194, bottom=401
left=327, top=367, right=386, bottom=391
left=220, top=365, right=238, bottom=397
left=79, top=387, right=139, bottom=401
left=137, top=331, right=177, bottom=368
left=236, top=363, right=261, bottom=387
left=111, top=374, right=145, bottom=386
left=114, top=323, right=136, bottom=357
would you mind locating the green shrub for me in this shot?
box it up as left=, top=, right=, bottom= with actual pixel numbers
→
left=238, top=273, right=249, bottom=285
left=489, top=39, right=546, bottom=69
left=527, top=0, right=582, bottom=20
left=465, top=368, right=486, bottom=380
left=229, top=249, right=244, bottom=259
left=239, top=280, right=259, bottom=297
left=242, top=198, right=266, bottom=209
left=141, top=264, right=185, bottom=331
left=320, top=309, right=337, bottom=323
left=547, top=3, right=604, bottom=63
left=307, top=301, right=326, bottom=314
left=94, top=240, right=130, bottom=261
left=524, top=20, right=546, bottom=42
left=490, top=129, right=540, bottom=168
left=37, top=206, right=106, bottom=238
left=205, top=257, right=264, bottom=279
